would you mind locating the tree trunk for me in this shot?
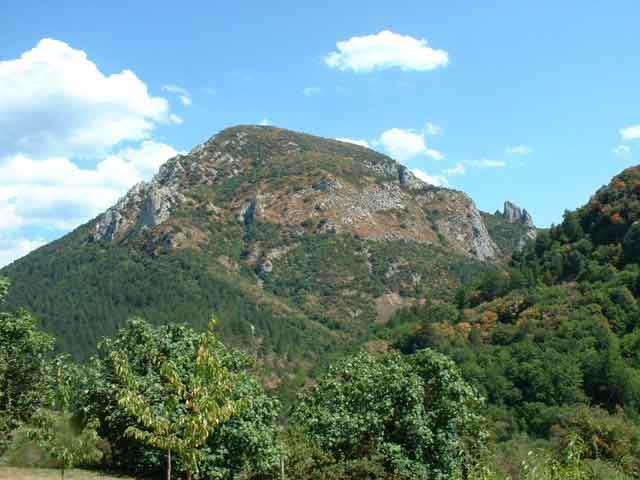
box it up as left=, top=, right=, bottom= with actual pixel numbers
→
left=60, top=467, right=65, bottom=480
left=186, top=471, right=192, bottom=480
left=166, top=450, right=172, bottom=480
left=280, top=455, right=286, bottom=480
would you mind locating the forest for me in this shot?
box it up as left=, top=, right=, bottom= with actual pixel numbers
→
left=4, top=168, right=640, bottom=479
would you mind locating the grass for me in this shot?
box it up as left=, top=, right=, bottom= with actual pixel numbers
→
left=0, top=467, right=134, bottom=480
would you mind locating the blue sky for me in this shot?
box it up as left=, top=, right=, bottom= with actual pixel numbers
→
left=1, top=1, right=639, bottom=265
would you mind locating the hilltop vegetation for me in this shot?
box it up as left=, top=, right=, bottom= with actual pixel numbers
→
left=374, top=166, right=640, bottom=477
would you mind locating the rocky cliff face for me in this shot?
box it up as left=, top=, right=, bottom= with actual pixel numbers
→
left=503, top=201, right=534, bottom=228
left=481, top=200, right=538, bottom=257
left=89, top=125, right=498, bottom=261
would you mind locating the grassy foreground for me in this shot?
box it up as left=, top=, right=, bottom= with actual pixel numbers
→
left=0, top=467, right=134, bottom=480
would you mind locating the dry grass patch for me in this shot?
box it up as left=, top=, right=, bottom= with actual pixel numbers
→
left=0, top=467, right=134, bottom=480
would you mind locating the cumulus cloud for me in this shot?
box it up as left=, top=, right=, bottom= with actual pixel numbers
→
left=506, top=145, right=532, bottom=156
left=0, top=236, right=47, bottom=268
left=0, top=38, right=178, bottom=159
left=613, top=144, right=631, bottom=158
left=0, top=38, right=183, bottom=265
left=335, top=137, right=370, bottom=148
left=0, top=141, right=179, bottom=233
left=425, top=148, right=445, bottom=161
left=378, top=128, right=427, bottom=161
left=325, top=30, right=448, bottom=73
left=162, top=84, right=192, bottom=106
left=621, top=125, right=640, bottom=140
left=303, top=86, right=321, bottom=96
left=411, top=168, right=447, bottom=187
left=378, top=128, right=444, bottom=161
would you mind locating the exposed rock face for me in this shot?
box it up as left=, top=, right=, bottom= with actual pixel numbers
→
left=87, top=125, right=499, bottom=261
left=500, top=200, right=537, bottom=250
left=503, top=201, right=534, bottom=227
left=91, top=158, right=187, bottom=242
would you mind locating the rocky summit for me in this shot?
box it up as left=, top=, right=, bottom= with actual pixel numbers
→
left=0, top=125, right=535, bottom=388
left=89, top=125, right=499, bottom=260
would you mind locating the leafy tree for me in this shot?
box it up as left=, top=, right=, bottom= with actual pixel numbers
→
left=292, top=349, right=487, bottom=479
left=21, top=410, right=102, bottom=480
left=551, top=406, right=640, bottom=475
left=520, top=433, right=596, bottom=480
left=110, top=319, right=250, bottom=480
left=0, top=278, right=54, bottom=452
left=81, top=318, right=281, bottom=479
left=15, top=355, right=103, bottom=480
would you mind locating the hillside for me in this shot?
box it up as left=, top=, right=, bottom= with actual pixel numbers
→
left=376, top=165, right=640, bottom=473
left=0, top=125, right=529, bottom=387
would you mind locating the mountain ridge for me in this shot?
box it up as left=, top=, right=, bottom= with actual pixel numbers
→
left=0, top=125, right=536, bottom=391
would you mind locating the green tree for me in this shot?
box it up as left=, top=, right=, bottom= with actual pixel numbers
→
left=81, top=318, right=281, bottom=479
left=112, top=319, right=246, bottom=480
left=21, top=410, right=103, bottom=480
left=0, top=278, right=55, bottom=452
left=292, top=349, right=487, bottom=479
left=17, top=356, right=103, bottom=480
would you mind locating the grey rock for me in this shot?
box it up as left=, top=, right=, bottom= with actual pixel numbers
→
left=398, top=166, right=425, bottom=190
left=503, top=201, right=535, bottom=227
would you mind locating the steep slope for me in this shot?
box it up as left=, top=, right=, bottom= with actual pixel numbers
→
left=1, top=125, right=505, bottom=384
left=378, top=165, right=640, bottom=452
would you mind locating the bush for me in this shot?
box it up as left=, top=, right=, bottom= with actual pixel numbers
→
left=291, top=349, right=488, bottom=479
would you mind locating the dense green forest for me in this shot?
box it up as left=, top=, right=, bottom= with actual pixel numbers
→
left=371, top=166, right=640, bottom=476
left=4, top=145, right=640, bottom=477
left=2, top=285, right=628, bottom=479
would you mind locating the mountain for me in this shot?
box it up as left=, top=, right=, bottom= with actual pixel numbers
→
left=0, top=125, right=530, bottom=388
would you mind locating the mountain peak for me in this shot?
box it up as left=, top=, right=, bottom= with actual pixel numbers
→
left=503, top=200, right=534, bottom=227
left=86, top=125, right=498, bottom=260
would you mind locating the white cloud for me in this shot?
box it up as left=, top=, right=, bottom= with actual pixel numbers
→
left=425, top=148, right=445, bottom=161
left=378, top=128, right=427, bottom=161
left=378, top=128, right=444, bottom=161
left=0, top=38, right=182, bottom=265
left=259, top=118, right=272, bottom=126
left=335, top=137, right=370, bottom=148
left=621, top=125, right=640, bottom=140
left=325, top=30, right=448, bottom=73
left=0, top=38, right=178, bottom=159
left=613, top=144, right=631, bottom=158
left=162, top=84, right=192, bottom=106
left=506, top=145, right=532, bottom=156
left=0, top=236, right=47, bottom=268
left=411, top=168, right=447, bottom=187
left=0, top=141, right=178, bottom=235
left=303, top=86, right=321, bottom=96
